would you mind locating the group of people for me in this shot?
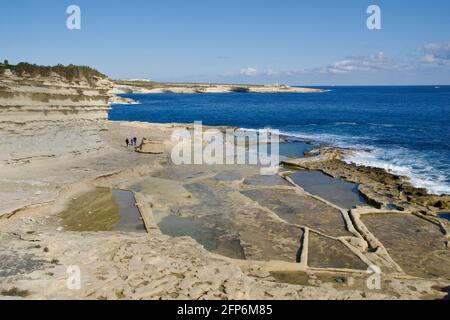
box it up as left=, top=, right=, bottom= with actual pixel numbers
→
left=126, top=137, right=138, bottom=147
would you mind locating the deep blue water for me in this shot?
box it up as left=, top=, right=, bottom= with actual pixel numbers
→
left=109, top=86, right=450, bottom=195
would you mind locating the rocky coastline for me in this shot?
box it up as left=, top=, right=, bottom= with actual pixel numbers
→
left=1, top=67, right=449, bottom=300
left=112, top=80, right=325, bottom=95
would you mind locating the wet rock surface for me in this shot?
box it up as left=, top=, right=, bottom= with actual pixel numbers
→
left=240, top=188, right=350, bottom=237
left=0, top=253, right=49, bottom=278
left=361, top=213, right=450, bottom=279
left=307, top=233, right=367, bottom=270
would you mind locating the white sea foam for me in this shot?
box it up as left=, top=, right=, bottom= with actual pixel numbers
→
left=346, top=149, right=450, bottom=195
left=369, top=123, right=396, bottom=128
left=334, top=122, right=358, bottom=126
left=240, top=128, right=450, bottom=195
left=111, top=100, right=141, bottom=106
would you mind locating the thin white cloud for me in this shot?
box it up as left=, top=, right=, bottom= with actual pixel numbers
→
left=315, top=52, right=414, bottom=75
left=238, top=67, right=301, bottom=77
left=236, top=52, right=408, bottom=77
left=419, top=41, right=450, bottom=65
left=240, top=67, right=260, bottom=76
left=232, top=41, right=450, bottom=79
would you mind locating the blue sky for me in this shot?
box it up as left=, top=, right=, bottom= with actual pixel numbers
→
left=1, top=0, right=450, bottom=85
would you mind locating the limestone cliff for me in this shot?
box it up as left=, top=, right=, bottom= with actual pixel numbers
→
left=113, top=80, right=325, bottom=94
left=0, top=66, right=113, bottom=165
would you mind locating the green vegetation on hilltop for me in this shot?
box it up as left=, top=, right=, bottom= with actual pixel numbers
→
left=229, top=86, right=250, bottom=93
left=0, top=61, right=106, bottom=85
left=114, top=80, right=165, bottom=90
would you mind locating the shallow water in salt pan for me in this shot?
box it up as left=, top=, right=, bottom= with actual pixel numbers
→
left=289, top=170, right=368, bottom=209
left=438, top=213, right=450, bottom=222
left=113, top=190, right=147, bottom=233
left=158, top=215, right=245, bottom=259
left=59, top=188, right=146, bottom=233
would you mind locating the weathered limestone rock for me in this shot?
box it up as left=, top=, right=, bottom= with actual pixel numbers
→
left=0, top=68, right=113, bottom=165
left=135, top=138, right=165, bottom=154
left=112, top=80, right=326, bottom=95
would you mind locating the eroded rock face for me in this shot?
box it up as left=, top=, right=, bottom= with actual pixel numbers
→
left=0, top=69, right=113, bottom=165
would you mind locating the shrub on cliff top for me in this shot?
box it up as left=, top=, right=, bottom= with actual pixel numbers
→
left=229, top=86, right=250, bottom=93
left=0, top=62, right=106, bottom=85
